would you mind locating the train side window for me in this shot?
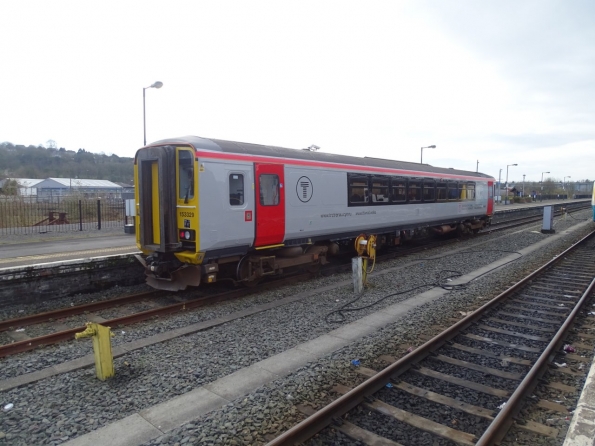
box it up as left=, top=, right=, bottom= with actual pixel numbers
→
left=259, top=174, right=279, bottom=206
left=466, top=182, right=476, bottom=200
left=408, top=180, right=422, bottom=202
left=423, top=180, right=436, bottom=202
left=348, top=174, right=369, bottom=205
left=390, top=178, right=407, bottom=203
left=371, top=177, right=389, bottom=204
left=448, top=182, right=459, bottom=201
left=229, top=174, right=244, bottom=206
left=436, top=182, right=447, bottom=201
left=178, top=150, right=194, bottom=202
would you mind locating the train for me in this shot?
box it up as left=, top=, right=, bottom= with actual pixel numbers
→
left=134, top=136, right=495, bottom=291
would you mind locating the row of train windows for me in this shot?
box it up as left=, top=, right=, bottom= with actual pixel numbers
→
left=227, top=173, right=477, bottom=207
left=348, top=174, right=476, bottom=205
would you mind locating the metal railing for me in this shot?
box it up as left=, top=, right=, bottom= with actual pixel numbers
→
left=0, top=198, right=126, bottom=235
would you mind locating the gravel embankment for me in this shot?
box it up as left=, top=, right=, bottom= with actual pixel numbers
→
left=0, top=212, right=593, bottom=445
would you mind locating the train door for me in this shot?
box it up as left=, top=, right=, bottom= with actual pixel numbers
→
left=487, top=180, right=494, bottom=215
left=254, top=163, right=285, bottom=246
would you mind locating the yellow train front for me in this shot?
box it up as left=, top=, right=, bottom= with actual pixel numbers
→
left=134, top=136, right=494, bottom=291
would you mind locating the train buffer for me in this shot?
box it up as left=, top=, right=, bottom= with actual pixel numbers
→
left=33, top=210, right=70, bottom=226
left=75, top=322, right=115, bottom=380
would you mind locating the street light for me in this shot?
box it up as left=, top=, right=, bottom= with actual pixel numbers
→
left=522, top=174, right=526, bottom=197
left=143, top=81, right=163, bottom=146
left=540, top=171, right=550, bottom=201
left=420, top=145, right=436, bottom=164
left=505, top=163, right=517, bottom=204
left=476, top=160, right=479, bottom=173
left=563, top=176, right=571, bottom=190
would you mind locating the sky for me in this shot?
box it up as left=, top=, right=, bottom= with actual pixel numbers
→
left=1, top=0, right=594, bottom=185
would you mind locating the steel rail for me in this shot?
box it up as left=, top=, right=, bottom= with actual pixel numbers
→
left=0, top=272, right=316, bottom=358
left=265, top=229, right=595, bottom=445
left=476, top=267, right=595, bottom=444
left=0, top=290, right=165, bottom=332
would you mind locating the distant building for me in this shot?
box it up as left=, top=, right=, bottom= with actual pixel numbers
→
left=35, top=178, right=123, bottom=199
left=0, top=178, right=44, bottom=196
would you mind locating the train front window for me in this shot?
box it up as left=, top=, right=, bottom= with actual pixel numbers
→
left=259, top=174, right=279, bottom=206
left=229, top=174, right=244, bottom=206
left=178, top=150, right=194, bottom=203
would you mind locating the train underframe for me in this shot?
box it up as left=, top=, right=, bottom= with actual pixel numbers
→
left=139, top=216, right=490, bottom=291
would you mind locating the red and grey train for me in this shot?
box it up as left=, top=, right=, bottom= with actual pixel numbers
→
left=134, top=136, right=495, bottom=290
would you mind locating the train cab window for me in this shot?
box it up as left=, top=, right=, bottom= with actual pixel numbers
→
left=423, top=180, right=436, bottom=202
left=259, top=174, right=279, bottom=206
left=348, top=174, right=369, bottom=205
left=466, top=182, right=476, bottom=200
left=390, top=178, right=407, bottom=203
left=408, top=180, right=422, bottom=202
left=229, top=174, right=244, bottom=206
left=371, top=177, right=389, bottom=204
left=437, top=182, right=447, bottom=201
left=178, top=150, right=195, bottom=203
left=448, top=182, right=459, bottom=201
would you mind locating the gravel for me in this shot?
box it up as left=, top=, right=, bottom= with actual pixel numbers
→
left=0, top=210, right=593, bottom=445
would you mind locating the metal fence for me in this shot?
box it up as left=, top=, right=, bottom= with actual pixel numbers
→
left=0, top=198, right=127, bottom=235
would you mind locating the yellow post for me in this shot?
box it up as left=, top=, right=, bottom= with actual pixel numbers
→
left=75, top=322, right=115, bottom=380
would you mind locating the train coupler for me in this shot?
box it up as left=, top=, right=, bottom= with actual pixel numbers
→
left=75, top=322, right=115, bottom=380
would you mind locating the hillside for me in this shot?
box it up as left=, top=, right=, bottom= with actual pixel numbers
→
left=0, top=142, right=134, bottom=183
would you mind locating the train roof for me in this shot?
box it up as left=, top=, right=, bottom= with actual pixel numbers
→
left=147, top=135, right=493, bottom=180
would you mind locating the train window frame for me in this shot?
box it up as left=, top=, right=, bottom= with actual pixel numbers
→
left=389, top=177, right=407, bottom=204
left=177, top=150, right=195, bottom=203
left=348, top=173, right=370, bottom=206
left=436, top=181, right=448, bottom=202
left=259, top=174, right=280, bottom=206
left=370, top=176, right=390, bottom=205
left=229, top=173, right=245, bottom=206
left=447, top=182, right=459, bottom=201
left=466, top=182, right=476, bottom=200
left=422, top=179, right=436, bottom=202
left=407, top=179, right=422, bottom=203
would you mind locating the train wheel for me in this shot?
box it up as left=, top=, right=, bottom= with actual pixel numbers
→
left=236, top=255, right=261, bottom=287
left=304, top=245, right=323, bottom=273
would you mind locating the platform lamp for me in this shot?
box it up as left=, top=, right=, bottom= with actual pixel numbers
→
left=497, top=168, right=502, bottom=203
left=505, top=164, right=517, bottom=204
left=143, top=81, right=163, bottom=146
left=420, top=145, right=436, bottom=164
left=522, top=174, right=525, bottom=197
left=563, top=176, right=571, bottom=190
left=540, top=171, right=550, bottom=201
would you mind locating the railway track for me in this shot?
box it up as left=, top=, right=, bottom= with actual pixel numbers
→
left=266, top=229, right=595, bottom=445
left=1, top=203, right=590, bottom=359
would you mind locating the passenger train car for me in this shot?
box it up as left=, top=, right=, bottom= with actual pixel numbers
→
left=134, top=136, right=495, bottom=290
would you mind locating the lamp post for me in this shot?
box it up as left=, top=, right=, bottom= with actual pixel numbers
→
left=522, top=174, right=525, bottom=198
left=540, top=171, right=550, bottom=201
left=476, top=160, right=479, bottom=173
left=420, top=145, right=436, bottom=164
left=505, top=163, right=517, bottom=204
left=143, top=81, right=163, bottom=146
left=563, top=176, right=571, bottom=190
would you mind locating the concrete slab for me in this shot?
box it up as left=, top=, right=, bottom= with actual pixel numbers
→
left=564, top=354, right=595, bottom=446
left=256, top=347, right=317, bottom=376
left=61, top=413, right=162, bottom=446
left=203, top=364, right=278, bottom=401
left=140, top=387, right=230, bottom=433
left=330, top=321, right=378, bottom=341
left=293, top=334, right=351, bottom=357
